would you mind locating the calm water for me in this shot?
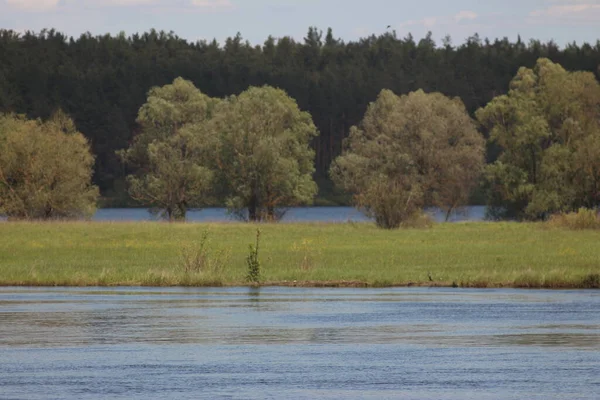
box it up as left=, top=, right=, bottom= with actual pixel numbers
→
left=93, top=206, right=487, bottom=222
left=0, top=206, right=487, bottom=223
left=0, top=287, right=598, bottom=399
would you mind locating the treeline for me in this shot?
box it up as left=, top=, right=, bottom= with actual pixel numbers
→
left=1, top=27, right=600, bottom=201
left=2, top=58, right=599, bottom=226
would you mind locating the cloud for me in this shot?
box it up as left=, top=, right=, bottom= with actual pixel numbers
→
left=4, top=0, right=235, bottom=12
left=101, top=0, right=157, bottom=4
left=190, top=0, right=233, bottom=11
left=400, top=10, right=479, bottom=29
left=454, top=10, right=478, bottom=22
left=529, top=2, right=600, bottom=23
left=5, top=0, right=60, bottom=11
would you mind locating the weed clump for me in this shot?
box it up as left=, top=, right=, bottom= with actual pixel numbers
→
left=547, top=208, right=600, bottom=230
left=180, top=230, right=230, bottom=274
left=582, top=273, right=600, bottom=289
left=401, top=212, right=435, bottom=229
left=246, top=228, right=261, bottom=284
left=291, top=238, right=321, bottom=271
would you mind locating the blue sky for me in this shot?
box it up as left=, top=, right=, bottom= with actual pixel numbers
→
left=1, top=0, right=599, bottom=46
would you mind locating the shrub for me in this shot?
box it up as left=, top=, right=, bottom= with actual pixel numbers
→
left=246, top=229, right=261, bottom=284
left=547, top=208, right=600, bottom=230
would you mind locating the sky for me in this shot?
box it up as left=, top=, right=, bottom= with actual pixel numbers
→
left=1, top=0, right=599, bottom=47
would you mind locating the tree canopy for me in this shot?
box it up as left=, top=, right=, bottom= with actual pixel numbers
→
left=331, top=89, right=485, bottom=228
left=210, top=86, right=318, bottom=221
left=476, top=58, right=600, bottom=220
left=0, top=112, right=98, bottom=220
left=118, top=81, right=318, bottom=221
left=118, top=78, right=216, bottom=220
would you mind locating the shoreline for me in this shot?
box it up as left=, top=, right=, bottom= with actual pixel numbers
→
left=0, top=281, right=597, bottom=289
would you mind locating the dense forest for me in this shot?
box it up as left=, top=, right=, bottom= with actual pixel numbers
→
left=1, top=27, right=599, bottom=204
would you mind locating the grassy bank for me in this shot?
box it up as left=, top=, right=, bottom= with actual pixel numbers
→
left=0, top=222, right=598, bottom=288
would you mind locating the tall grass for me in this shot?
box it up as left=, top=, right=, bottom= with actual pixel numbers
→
left=547, top=208, right=600, bottom=230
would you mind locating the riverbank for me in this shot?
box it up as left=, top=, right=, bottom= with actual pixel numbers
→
left=0, top=222, right=598, bottom=288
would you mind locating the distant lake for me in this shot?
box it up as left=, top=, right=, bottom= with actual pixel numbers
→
left=93, top=206, right=487, bottom=223
left=0, top=206, right=487, bottom=223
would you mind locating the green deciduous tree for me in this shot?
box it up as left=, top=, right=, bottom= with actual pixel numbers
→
left=331, top=89, right=485, bottom=228
left=477, top=58, right=600, bottom=220
left=119, top=78, right=216, bottom=221
left=0, top=112, right=98, bottom=220
left=210, top=86, right=318, bottom=221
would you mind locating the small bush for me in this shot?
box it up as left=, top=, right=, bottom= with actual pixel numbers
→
left=547, top=208, right=600, bottom=230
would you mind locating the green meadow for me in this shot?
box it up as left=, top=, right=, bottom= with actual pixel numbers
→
left=0, top=221, right=598, bottom=288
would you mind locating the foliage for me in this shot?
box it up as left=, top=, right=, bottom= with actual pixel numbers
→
left=477, top=58, right=600, bottom=220
left=210, top=86, right=318, bottom=221
left=0, top=112, right=98, bottom=219
left=2, top=28, right=599, bottom=201
left=547, top=208, right=600, bottom=230
left=246, top=229, right=261, bottom=284
left=118, top=78, right=215, bottom=220
left=331, top=89, right=485, bottom=228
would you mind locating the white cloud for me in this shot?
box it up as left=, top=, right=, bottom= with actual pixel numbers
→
left=529, top=2, right=600, bottom=23
left=190, top=0, right=233, bottom=10
left=455, top=10, right=478, bottom=22
left=5, top=0, right=60, bottom=11
left=422, top=17, right=437, bottom=28
left=4, top=0, right=237, bottom=12
left=400, top=10, right=478, bottom=29
left=101, top=0, right=157, bottom=4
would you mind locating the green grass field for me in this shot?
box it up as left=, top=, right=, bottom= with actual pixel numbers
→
left=0, top=221, right=598, bottom=288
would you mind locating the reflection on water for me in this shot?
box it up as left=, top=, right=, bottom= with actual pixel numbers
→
left=0, top=287, right=598, bottom=399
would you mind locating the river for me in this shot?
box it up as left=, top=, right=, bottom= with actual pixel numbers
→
left=0, top=287, right=598, bottom=399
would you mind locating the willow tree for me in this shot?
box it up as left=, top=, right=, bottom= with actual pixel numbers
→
left=119, top=78, right=216, bottom=221
left=0, top=112, right=98, bottom=220
left=210, top=86, right=318, bottom=222
left=476, top=58, right=600, bottom=220
left=331, top=89, right=485, bottom=228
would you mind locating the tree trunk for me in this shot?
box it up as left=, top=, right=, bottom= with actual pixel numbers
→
left=177, top=203, right=187, bottom=222
left=267, top=205, right=275, bottom=221
left=445, top=207, right=453, bottom=222
left=248, top=194, right=258, bottom=222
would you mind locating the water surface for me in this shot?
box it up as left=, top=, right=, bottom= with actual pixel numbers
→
left=93, top=206, right=487, bottom=223
left=0, top=206, right=487, bottom=223
left=0, top=287, right=598, bottom=399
